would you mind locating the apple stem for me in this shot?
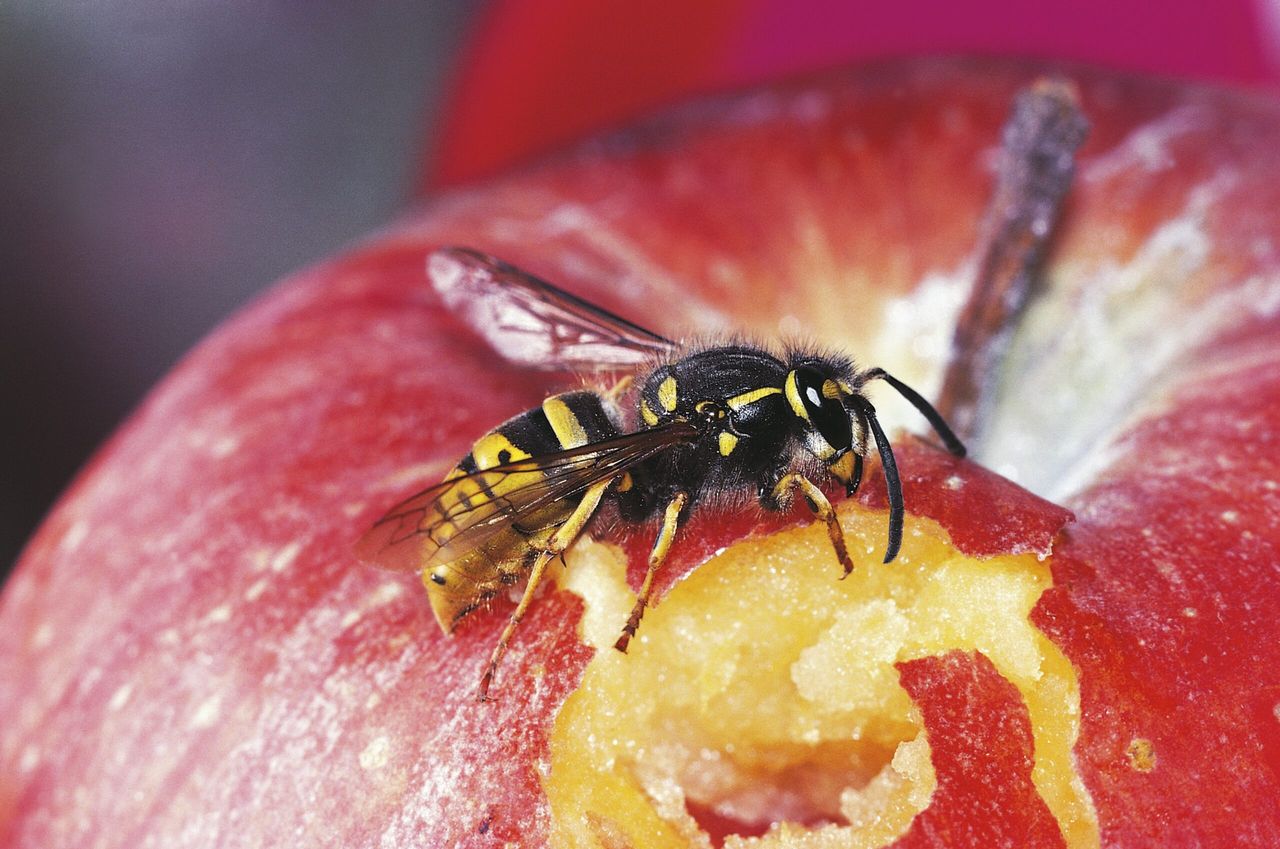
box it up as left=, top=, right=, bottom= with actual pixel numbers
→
left=937, top=77, right=1090, bottom=443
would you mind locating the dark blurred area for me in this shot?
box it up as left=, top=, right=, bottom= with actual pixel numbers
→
left=0, top=2, right=479, bottom=577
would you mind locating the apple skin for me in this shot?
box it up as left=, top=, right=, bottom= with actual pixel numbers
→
left=3, top=58, right=1280, bottom=847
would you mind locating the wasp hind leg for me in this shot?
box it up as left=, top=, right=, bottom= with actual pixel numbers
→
left=477, top=479, right=612, bottom=702
left=768, top=472, right=856, bottom=578
left=614, top=491, right=688, bottom=653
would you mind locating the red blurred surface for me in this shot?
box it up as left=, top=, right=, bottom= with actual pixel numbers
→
left=431, top=0, right=1280, bottom=187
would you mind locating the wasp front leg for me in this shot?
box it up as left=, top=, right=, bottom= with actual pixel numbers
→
left=614, top=490, right=688, bottom=653
left=478, top=478, right=612, bottom=701
left=766, top=472, right=856, bottom=578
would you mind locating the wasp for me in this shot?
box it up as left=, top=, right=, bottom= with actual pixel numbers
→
left=357, top=247, right=966, bottom=700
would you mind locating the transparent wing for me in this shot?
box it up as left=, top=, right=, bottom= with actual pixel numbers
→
left=355, top=421, right=698, bottom=573
left=429, top=246, right=677, bottom=371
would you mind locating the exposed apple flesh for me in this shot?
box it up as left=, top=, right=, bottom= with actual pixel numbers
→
left=545, top=477, right=1089, bottom=848
left=3, top=59, right=1280, bottom=848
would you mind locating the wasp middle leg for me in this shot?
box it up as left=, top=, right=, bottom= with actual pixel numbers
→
left=614, top=490, right=688, bottom=653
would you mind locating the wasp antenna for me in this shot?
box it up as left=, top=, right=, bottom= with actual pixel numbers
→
left=863, top=368, right=966, bottom=458
left=852, top=396, right=903, bottom=564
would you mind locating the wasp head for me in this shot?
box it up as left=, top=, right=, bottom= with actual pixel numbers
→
left=783, top=363, right=867, bottom=494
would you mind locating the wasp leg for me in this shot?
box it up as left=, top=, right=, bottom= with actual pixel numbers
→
left=770, top=472, right=856, bottom=578
left=614, top=490, right=687, bottom=653
left=602, top=373, right=635, bottom=403
left=477, top=478, right=612, bottom=702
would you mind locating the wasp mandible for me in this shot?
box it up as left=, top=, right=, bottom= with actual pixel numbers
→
left=357, top=248, right=966, bottom=700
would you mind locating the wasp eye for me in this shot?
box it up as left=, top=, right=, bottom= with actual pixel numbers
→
left=792, top=367, right=852, bottom=452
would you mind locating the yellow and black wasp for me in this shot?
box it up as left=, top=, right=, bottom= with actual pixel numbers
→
left=357, top=247, right=966, bottom=700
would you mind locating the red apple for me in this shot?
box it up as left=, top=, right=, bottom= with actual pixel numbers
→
left=4, top=59, right=1280, bottom=848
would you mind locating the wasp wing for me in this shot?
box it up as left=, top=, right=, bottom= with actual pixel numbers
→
left=356, top=421, right=698, bottom=574
left=429, top=246, right=678, bottom=371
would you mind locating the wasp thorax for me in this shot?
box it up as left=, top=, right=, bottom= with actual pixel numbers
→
left=637, top=348, right=791, bottom=441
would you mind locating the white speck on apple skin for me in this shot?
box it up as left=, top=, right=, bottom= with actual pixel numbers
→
left=359, top=735, right=391, bottom=771
left=341, top=582, right=407, bottom=630
left=107, top=683, right=133, bottom=712
left=188, top=695, right=222, bottom=730
left=270, top=541, right=303, bottom=573
left=369, top=582, right=404, bottom=606
left=244, top=578, right=270, bottom=602
left=30, top=622, right=54, bottom=651
left=19, top=745, right=40, bottom=773
left=203, top=604, right=232, bottom=624
left=210, top=435, right=240, bottom=458
left=60, top=519, right=89, bottom=553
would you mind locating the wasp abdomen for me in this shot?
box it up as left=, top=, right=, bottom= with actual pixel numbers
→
left=457, top=390, right=619, bottom=473
left=425, top=391, right=621, bottom=631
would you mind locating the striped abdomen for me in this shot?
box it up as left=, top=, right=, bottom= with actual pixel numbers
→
left=424, top=391, right=620, bottom=630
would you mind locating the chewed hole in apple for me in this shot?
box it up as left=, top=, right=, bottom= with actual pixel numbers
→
left=546, top=501, right=1098, bottom=847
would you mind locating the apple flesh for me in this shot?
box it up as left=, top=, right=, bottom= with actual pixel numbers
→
left=544, top=460, right=1087, bottom=848
left=4, top=58, right=1280, bottom=848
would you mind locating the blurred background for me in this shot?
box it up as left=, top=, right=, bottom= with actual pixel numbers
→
left=3, top=0, right=1279, bottom=578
